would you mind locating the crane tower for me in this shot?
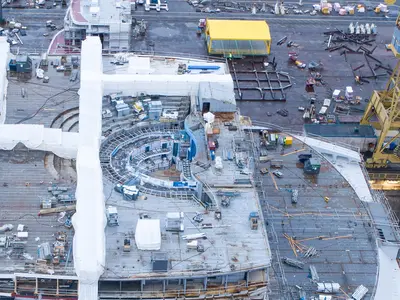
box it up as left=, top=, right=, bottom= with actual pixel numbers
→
left=360, top=15, right=400, bottom=168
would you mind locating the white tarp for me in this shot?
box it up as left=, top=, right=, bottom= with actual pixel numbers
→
left=323, top=99, right=331, bottom=107
left=79, top=38, right=103, bottom=148
left=0, top=38, right=10, bottom=125
left=0, top=124, right=79, bottom=159
left=203, top=111, right=215, bottom=124
left=102, top=73, right=235, bottom=104
left=319, top=106, right=327, bottom=115
left=135, top=219, right=161, bottom=250
left=375, top=247, right=400, bottom=299
left=71, top=37, right=106, bottom=299
left=128, top=56, right=151, bottom=74
left=72, top=146, right=106, bottom=284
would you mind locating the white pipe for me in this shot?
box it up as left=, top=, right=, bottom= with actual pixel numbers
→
left=15, top=33, right=23, bottom=45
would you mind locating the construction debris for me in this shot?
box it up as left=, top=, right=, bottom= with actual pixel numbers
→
left=277, top=36, right=288, bottom=46
left=132, top=19, right=147, bottom=38
left=309, top=265, right=319, bottom=282
left=304, top=246, right=317, bottom=258
left=325, top=29, right=377, bottom=53
left=277, top=109, right=289, bottom=117
left=106, top=206, right=119, bottom=226
left=37, top=232, right=69, bottom=265
left=317, top=282, right=341, bottom=293
left=352, top=285, right=368, bottom=300
left=39, top=205, right=76, bottom=216
left=3, top=20, right=29, bottom=46
left=0, top=224, right=13, bottom=233
left=48, top=186, right=69, bottom=192
left=282, top=257, right=304, bottom=269
left=284, top=233, right=318, bottom=258
left=322, top=26, right=390, bottom=85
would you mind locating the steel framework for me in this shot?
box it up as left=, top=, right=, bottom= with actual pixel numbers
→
left=360, top=21, right=400, bottom=167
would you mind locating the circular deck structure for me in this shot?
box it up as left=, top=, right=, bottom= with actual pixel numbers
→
left=100, top=124, right=197, bottom=198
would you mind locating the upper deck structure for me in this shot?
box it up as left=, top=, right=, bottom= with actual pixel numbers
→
left=64, top=0, right=132, bottom=50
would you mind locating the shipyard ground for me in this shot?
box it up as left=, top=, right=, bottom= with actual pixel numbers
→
left=127, top=20, right=396, bottom=129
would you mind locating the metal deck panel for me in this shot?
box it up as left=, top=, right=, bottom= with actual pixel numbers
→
left=5, top=58, right=80, bottom=127
left=0, top=150, right=75, bottom=275
left=256, top=137, right=378, bottom=299
left=305, top=124, right=376, bottom=138
left=102, top=121, right=271, bottom=279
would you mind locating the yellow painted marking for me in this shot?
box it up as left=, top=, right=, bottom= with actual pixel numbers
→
left=270, top=172, right=279, bottom=191
left=281, top=148, right=306, bottom=157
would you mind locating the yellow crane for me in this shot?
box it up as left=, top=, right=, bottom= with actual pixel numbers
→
left=360, top=14, right=400, bottom=168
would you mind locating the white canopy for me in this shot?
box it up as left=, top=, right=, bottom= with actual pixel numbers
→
left=135, top=219, right=161, bottom=250
left=203, top=112, right=215, bottom=124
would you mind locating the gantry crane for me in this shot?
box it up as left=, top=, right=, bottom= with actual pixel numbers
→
left=360, top=14, right=400, bottom=168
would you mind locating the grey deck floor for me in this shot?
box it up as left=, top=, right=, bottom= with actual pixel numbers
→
left=0, top=149, right=75, bottom=275
left=254, top=137, right=377, bottom=299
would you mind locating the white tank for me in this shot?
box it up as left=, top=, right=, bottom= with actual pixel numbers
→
left=365, top=24, right=371, bottom=35
left=356, top=24, right=361, bottom=34
left=360, top=24, right=366, bottom=34
left=349, top=22, right=354, bottom=34
left=215, top=156, right=223, bottom=170
left=317, top=282, right=341, bottom=293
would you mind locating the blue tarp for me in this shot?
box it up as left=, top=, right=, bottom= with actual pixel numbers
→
left=187, top=65, right=220, bottom=70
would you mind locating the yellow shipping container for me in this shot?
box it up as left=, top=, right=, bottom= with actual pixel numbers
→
left=205, top=19, right=271, bottom=56
left=285, top=137, right=293, bottom=146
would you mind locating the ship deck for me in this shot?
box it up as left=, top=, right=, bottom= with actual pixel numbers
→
left=0, top=149, right=76, bottom=275
left=253, top=135, right=378, bottom=299
left=0, top=54, right=380, bottom=300
left=102, top=117, right=272, bottom=279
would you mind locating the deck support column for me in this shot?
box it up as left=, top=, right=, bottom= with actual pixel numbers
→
left=141, top=280, right=145, bottom=291
left=203, top=277, right=208, bottom=290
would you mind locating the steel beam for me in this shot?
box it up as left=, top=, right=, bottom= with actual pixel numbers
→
left=360, top=60, right=400, bottom=167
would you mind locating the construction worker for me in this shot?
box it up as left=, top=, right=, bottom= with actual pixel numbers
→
left=324, top=196, right=330, bottom=203
left=228, top=53, right=233, bottom=60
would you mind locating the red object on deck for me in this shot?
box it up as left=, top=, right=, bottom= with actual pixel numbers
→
left=208, top=140, right=216, bottom=151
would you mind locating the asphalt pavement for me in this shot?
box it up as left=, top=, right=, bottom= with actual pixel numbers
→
left=136, top=0, right=398, bottom=23
left=3, top=2, right=398, bottom=53
left=3, top=7, right=66, bottom=53
left=132, top=17, right=396, bottom=128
